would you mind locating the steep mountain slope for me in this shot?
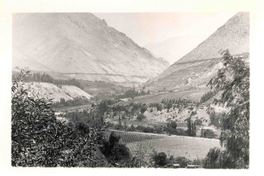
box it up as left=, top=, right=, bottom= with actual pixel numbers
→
left=144, top=12, right=249, bottom=93
left=24, top=82, right=92, bottom=103
left=13, top=13, right=169, bottom=86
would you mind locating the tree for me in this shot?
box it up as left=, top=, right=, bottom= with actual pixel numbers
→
left=100, top=132, right=131, bottom=165
left=204, top=147, right=234, bottom=168
left=11, top=70, right=106, bottom=167
left=208, top=50, right=249, bottom=168
left=186, top=109, right=197, bottom=136
left=166, top=120, right=177, bottom=135
left=204, top=148, right=222, bottom=168
left=151, top=151, right=167, bottom=167
left=140, top=104, right=147, bottom=114
left=187, top=117, right=196, bottom=136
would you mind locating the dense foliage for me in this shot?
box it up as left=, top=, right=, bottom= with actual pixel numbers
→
left=116, top=88, right=150, bottom=99
left=150, top=151, right=202, bottom=168
left=53, top=97, right=91, bottom=108
left=161, top=98, right=196, bottom=111
left=11, top=70, right=106, bottom=167
left=207, top=50, right=249, bottom=168
left=209, top=111, right=225, bottom=129
left=100, top=132, right=131, bottom=165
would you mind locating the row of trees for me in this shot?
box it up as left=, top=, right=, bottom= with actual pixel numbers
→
left=12, top=71, right=84, bottom=89
left=53, top=97, right=91, bottom=108
left=116, top=87, right=150, bottom=99
left=161, top=98, right=196, bottom=111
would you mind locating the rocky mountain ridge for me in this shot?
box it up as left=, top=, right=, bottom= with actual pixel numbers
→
left=13, top=13, right=169, bottom=86
left=144, top=12, right=249, bottom=93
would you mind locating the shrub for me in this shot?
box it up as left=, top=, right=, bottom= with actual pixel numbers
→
left=204, top=148, right=222, bottom=168
left=165, top=120, right=178, bottom=135
left=174, top=128, right=188, bottom=136
left=128, top=124, right=136, bottom=131
left=204, top=147, right=237, bottom=168
left=209, top=112, right=224, bottom=129
left=100, top=132, right=131, bottom=165
left=194, top=119, right=203, bottom=126
left=142, top=126, right=154, bottom=133
left=121, top=156, right=149, bottom=168
left=151, top=151, right=168, bottom=167
left=109, top=144, right=131, bottom=164
left=136, top=113, right=146, bottom=121
left=174, top=156, right=190, bottom=168
left=149, top=103, right=163, bottom=111
left=202, top=129, right=217, bottom=139
left=167, top=120, right=177, bottom=129
left=140, top=104, right=148, bottom=114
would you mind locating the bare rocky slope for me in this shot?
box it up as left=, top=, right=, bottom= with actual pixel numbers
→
left=144, top=12, right=249, bottom=94
left=23, top=82, right=92, bottom=103
left=13, top=13, right=169, bottom=86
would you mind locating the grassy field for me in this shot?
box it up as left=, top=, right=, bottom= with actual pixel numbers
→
left=109, top=130, right=164, bottom=143
left=111, top=130, right=220, bottom=160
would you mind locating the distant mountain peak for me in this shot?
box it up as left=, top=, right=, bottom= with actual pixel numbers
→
left=144, top=12, right=249, bottom=94
left=13, top=13, right=169, bottom=86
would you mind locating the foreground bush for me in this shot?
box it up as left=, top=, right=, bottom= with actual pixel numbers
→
left=100, top=132, right=131, bottom=165
left=11, top=70, right=106, bottom=167
left=207, top=50, right=249, bottom=168
left=151, top=151, right=168, bottom=167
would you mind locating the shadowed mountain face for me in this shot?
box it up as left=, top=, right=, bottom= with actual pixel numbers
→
left=13, top=13, right=169, bottom=86
left=144, top=12, right=249, bottom=93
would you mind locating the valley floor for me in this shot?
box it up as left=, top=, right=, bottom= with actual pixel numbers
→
left=108, top=130, right=221, bottom=160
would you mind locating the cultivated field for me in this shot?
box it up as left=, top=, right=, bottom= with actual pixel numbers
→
left=111, top=130, right=221, bottom=160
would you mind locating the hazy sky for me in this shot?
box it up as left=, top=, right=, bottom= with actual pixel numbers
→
left=94, top=12, right=236, bottom=46
left=94, top=12, right=236, bottom=64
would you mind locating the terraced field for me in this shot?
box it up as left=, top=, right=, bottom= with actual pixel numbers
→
left=111, top=130, right=221, bottom=160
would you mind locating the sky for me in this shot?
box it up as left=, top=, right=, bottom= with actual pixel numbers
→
left=94, top=12, right=236, bottom=46
left=94, top=12, right=236, bottom=64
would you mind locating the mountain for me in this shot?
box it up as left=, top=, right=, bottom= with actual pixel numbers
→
left=144, top=12, right=249, bottom=96
left=13, top=13, right=169, bottom=86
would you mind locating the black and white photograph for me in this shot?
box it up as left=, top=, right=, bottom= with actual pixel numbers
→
left=2, top=1, right=264, bottom=175
left=10, top=11, right=250, bottom=168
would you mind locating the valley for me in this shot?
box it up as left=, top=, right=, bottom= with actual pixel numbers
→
left=11, top=12, right=249, bottom=168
